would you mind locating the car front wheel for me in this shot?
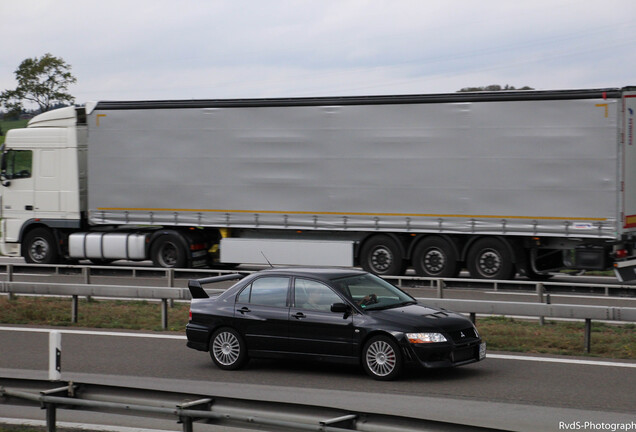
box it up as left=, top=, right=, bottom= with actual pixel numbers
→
left=209, top=327, right=248, bottom=370
left=362, top=335, right=403, bottom=380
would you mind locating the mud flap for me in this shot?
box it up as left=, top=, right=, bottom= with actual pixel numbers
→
left=613, top=258, right=636, bottom=282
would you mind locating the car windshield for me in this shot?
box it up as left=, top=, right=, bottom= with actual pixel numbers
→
left=331, top=274, right=415, bottom=310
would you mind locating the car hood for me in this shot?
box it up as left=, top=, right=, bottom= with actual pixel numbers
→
left=367, top=303, right=472, bottom=332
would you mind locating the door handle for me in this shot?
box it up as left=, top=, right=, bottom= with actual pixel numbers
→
left=25, top=205, right=33, bottom=211
left=292, top=312, right=306, bottom=319
left=237, top=307, right=251, bottom=314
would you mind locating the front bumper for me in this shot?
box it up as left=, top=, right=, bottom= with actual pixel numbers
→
left=407, top=339, right=486, bottom=368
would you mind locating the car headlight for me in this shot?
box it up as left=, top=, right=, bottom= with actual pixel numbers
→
left=406, top=332, right=447, bottom=343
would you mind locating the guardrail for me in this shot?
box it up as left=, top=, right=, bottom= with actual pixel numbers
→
left=2, top=262, right=636, bottom=295
left=0, top=377, right=490, bottom=432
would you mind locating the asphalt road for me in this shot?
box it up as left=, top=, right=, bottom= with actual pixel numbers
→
left=0, top=327, right=635, bottom=431
left=1, top=257, right=636, bottom=430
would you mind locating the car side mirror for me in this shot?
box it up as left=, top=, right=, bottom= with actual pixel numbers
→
left=331, top=302, right=350, bottom=313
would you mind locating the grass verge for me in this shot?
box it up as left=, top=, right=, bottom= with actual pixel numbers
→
left=0, top=296, right=634, bottom=359
left=0, top=296, right=188, bottom=332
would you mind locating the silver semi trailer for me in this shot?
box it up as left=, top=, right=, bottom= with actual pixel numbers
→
left=2, top=87, right=636, bottom=280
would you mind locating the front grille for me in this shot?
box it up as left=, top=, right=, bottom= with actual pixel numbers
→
left=448, top=327, right=478, bottom=343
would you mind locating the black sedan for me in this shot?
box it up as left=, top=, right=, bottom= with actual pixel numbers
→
left=186, top=267, right=485, bottom=380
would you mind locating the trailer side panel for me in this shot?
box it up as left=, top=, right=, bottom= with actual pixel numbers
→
left=86, top=95, right=620, bottom=238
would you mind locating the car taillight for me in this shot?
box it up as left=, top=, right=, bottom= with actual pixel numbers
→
left=189, top=310, right=192, bottom=322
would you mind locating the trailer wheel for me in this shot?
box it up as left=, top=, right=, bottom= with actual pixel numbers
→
left=24, top=227, right=60, bottom=264
left=151, top=235, right=187, bottom=268
left=412, top=237, right=460, bottom=278
left=360, top=235, right=406, bottom=276
left=467, top=238, right=515, bottom=280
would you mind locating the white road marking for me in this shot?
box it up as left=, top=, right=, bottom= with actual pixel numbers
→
left=487, top=353, right=636, bottom=368
left=0, top=326, right=186, bottom=340
left=1, top=326, right=634, bottom=368
left=0, top=417, right=172, bottom=432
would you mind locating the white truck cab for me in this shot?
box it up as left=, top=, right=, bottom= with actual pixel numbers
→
left=0, top=107, right=86, bottom=261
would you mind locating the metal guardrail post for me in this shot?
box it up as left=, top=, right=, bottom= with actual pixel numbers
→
left=437, top=279, right=445, bottom=298
left=82, top=267, right=93, bottom=303
left=178, top=398, right=213, bottom=432
left=584, top=318, right=592, bottom=353
left=82, top=267, right=91, bottom=284
left=45, top=403, right=57, bottom=432
left=167, top=269, right=175, bottom=286
left=168, top=269, right=175, bottom=308
left=537, top=283, right=545, bottom=326
left=161, top=299, right=168, bottom=330
left=71, top=295, right=79, bottom=323
left=7, top=264, right=14, bottom=300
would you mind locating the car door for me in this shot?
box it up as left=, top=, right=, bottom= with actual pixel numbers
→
left=288, top=278, right=355, bottom=358
left=233, top=276, right=291, bottom=354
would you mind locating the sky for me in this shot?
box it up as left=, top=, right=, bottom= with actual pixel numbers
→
left=1, top=0, right=635, bottom=106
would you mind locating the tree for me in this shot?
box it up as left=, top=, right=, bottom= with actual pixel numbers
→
left=458, top=84, right=534, bottom=92
left=1, top=53, right=77, bottom=114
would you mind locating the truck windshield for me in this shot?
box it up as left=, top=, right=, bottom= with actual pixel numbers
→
left=331, top=274, right=415, bottom=310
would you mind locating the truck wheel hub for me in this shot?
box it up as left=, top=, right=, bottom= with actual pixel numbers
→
left=30, top=239, right=49, bottom=261
left=424, top=249, right=445, bottom=272
left=479, top=250, right=501, bottom=275
left=371, top=247, right=392, bottom=271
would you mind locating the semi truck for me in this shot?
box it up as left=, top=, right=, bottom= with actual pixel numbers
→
left=2, top=87, right=636, bottom=281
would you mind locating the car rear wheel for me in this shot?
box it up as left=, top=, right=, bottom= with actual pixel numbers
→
left=362, top=335, right=403, bottom=380
left=210, top=327, right=248, bottom=370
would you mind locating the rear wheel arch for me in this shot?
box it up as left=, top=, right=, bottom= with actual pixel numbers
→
left=358, top=330, right=402, bottom=357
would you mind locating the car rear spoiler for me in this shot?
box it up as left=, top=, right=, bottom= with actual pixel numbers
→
left=188, top=273, right=247, bottom=299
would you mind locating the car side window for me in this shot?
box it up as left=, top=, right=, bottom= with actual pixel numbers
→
left=294, top=278, right=342, bottom=312
left=237, top=277, right=290, bottom=308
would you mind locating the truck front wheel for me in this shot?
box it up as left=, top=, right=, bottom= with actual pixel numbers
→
left=151, top=235, right=187, bottom=268
left=24, top=227, right=60, bottom=264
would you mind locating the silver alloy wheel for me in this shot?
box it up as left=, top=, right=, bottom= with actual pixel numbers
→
left=365, top=340, right=397, bottom=377
left=212, top=331, right=241, bottom=366
left=477, top=249, right=502, bottom=276
left=29, top=238, right=49, bottom=262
